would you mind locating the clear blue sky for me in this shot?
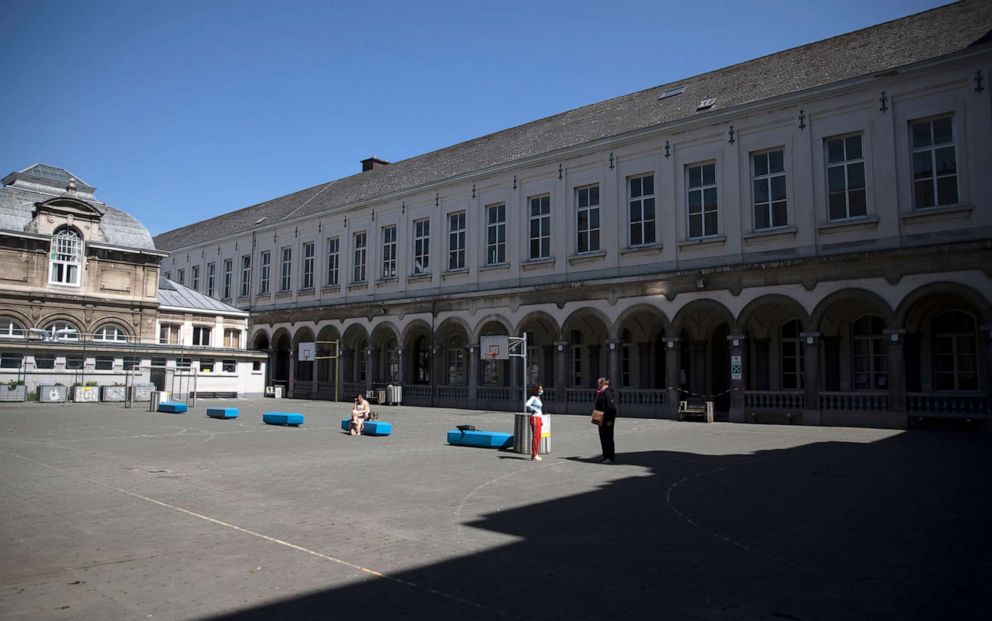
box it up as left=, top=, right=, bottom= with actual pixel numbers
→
left=1, top=0, right=949, bottom=237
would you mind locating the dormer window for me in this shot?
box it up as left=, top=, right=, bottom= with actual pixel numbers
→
left=50, top=227, right=82, bottom=286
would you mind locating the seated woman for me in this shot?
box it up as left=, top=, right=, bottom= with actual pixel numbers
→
left=350, top=393, right=370, bottom=436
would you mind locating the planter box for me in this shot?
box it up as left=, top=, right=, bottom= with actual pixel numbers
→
left=101, top=385, right=127, bottom=402
left=130, top=384, right=156, bottom=402
left=0, top=385, right=27, bottom=402
left=73, top=386, right=99, bottom=403
left=38, top=385, right=68, bottom=403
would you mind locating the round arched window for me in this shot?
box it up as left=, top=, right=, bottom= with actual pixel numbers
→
left=93, top=323, right=129, bottom=342
left=50, top=227, right=83, bottom=286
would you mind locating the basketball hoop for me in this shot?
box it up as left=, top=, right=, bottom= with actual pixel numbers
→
left=486, top=350, right=499, bottom=361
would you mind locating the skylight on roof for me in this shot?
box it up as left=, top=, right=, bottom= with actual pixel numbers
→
left=254, top=217, right=267, bottom=225
left=697, top=98, right=716, bottom=111
left=659, top=86, right=686, bottom=100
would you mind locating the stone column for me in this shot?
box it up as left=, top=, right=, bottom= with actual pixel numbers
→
left=607, top=338, right=622, bottom=387
left=664, top=337, right=681, bottom=418
left=339, top=347, right=351, bottom=400
left=554, top=341, right=569, bottom=413
left=692, top=340, right=707, bottom=397
left=884, top=329, right=907, bottom=416
left=467, top=344, right=478, bottom=406
left=364, top=347, right=373, bottom=393
left=510, top=355, right=522, bottom=408
left=288, top=348, right=296, bottom=397
left=728, top=334, right=746, bottom=422
left=542, top=345, right=555, bottom=390
left=396, top=347, right=406, bottom=386
left=801, top=332, right=821, bottom=425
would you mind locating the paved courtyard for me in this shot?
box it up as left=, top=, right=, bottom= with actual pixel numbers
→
left=0, top=398, right=989, bottom=620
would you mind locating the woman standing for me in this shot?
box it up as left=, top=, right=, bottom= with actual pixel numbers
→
left=594, top=377, right=618, bottom=463
left=524, top=384, right=545, bottom=461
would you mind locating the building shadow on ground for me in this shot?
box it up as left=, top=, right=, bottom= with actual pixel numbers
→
left=207, top=431, right=991, bottom=620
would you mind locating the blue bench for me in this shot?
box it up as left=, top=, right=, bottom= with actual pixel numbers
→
left=339, top=419, right=392, bottom=436
left=207, top=407, right=239, bottom=419
left=447, top=429, right=513, bottom=449
left=263, top=412, right=304, bottom=426
left=158, top=402, right=188, bottom=413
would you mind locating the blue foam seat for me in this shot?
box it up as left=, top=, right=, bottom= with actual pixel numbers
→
left=340, top=419, right=392, bottom=436
left=207, top=407, right=239, bottom=419
left=447, top=429, right=513, bottom=449
left=158, top=402, right=188, bottom=413
left=263, top=411, right=304, bottom=426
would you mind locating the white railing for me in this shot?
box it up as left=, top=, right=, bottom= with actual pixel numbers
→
left=819, top=391, right=889, bottom=411
left=907, top=393, right=989, bottom=416
left=745, top=390, right=805, bottom=410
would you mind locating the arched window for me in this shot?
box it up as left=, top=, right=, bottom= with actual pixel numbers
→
left=932, top=311, right=978, bottom=391
left=93, top=323, right=129, bottom=343
left=384, top=337, right=399, bottom=383
left=852, top=316, right=887, bottom=390
left=50, top=227, right=82, bottom=286
left=0, top=317, right=25, bottom=339
left=414, top=336, right=431, bottom=384
left=446, top=336, right=465, bottom=385
left=46, top=320, right=79, bottom=341
left=356, top=339, right=368, bottom=383
left=781, top=319, right=804, bottom=389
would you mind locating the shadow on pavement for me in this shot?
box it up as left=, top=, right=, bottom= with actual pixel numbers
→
left=206, top=431, right=991, bottom=620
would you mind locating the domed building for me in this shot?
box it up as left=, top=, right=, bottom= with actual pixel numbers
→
left=0, top=164, right=266, bottom=402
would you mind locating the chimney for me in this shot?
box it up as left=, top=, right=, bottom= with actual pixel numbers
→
left=361, top=157, right=390, bottom=172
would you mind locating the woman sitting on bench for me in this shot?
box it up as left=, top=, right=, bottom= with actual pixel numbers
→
left=350, top=393, right=370, bottom=436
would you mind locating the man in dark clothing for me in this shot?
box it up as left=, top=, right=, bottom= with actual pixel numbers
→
left=594, top=377, right=619, bottom=463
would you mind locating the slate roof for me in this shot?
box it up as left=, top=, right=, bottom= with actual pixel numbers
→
left=153, top=0, right=992, bottom=252
left=0, top=164, right=156, bottom=250
left=157, top=278, right=247, bottom=316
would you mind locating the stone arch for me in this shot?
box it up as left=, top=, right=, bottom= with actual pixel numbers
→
left=516, top=311, right=561, bottom=389
left=670, top=299, right=735, bottom=341
left=736, top=294, right=811, bottom=392
left=402, top=319, right=434, bottom=386
left=0, top=309, right=33, bottom=333
left=437, top=318, right=471, bottom=386
left=894, top=282, right=991, bottom=394
left=670, top=299, right=735, bottom=412
left=614, top=303, right=671, bottom=390
left=370, top=322, right=401, bottom=384
left=810, top=289, right=894, bottom=393
left=340, top=323, right=370, bottom=386
left=470, top=314, right=513, bottom=342
left=476, top=318, right=512, bottom=388
left=314, top=324, right=342, bottom=389
left=271, top=328, right=292, bottom=385
left=251, top=328, right=271, bottom=350
left=91, top=319, right=134, bottom=342
left=562, top=307, right=611, bottom=388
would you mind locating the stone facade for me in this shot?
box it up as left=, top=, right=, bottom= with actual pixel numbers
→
left=155, top=2, right=992, bottom=427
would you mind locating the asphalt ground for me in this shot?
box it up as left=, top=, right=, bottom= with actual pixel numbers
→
left=0, top=398, right=989, bottom=621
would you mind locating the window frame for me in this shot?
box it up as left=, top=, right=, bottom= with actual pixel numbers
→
left=575, top=184, right=601, bottom=254
left=191, top=265, right=200, bottom=291
left=486, top=203, right=506, bottom=266
left=352, top=231, right=367, bottom=283
left=240, top=255, right=251, bottom=298
left=528, top=194, right=551, bottom=260
left=301, top=241, right=315, bottom=289
left=751, top=148, right=788, bottom=231
left=222, top=258, right=233, bottom=299
left=326, top=237, right=340, bottom=286
left=686, top=161, right=718, bottom=239
left=279, top=247, right=292, bottom=292
left=413, top=219, right=431, bottom=275
left=381, top=226, right=397, bottom=279
left=628, top=174, right=656, bottom=247
left=49, top=227, right=83, bottom=287
left=192, top=325, right=212, bottom=347
left=910, top=114, right=959, bottom=210
left=825, top=133, right=868, bottom=221
left=206, top=262, right=216, bottom=297
left=259, top=250, right=271, bottom=294
left=448, top=211, right=466, bottom=271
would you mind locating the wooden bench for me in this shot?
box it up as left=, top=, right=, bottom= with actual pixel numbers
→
left=678, top=400, right=714, bottom=423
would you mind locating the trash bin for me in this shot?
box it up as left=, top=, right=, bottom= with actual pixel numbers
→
left=273, top=386, right=284, bottom=399
left=150, top=390, right=170, bottom=412
left=513, top=412, right=550, bottom=455
left=385, top=384, right=402, bottom=405
left=375, top=389, right=386, bottom=405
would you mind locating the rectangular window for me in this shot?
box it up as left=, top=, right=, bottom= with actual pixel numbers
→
left=34, top=353, right=56, bottom=369
left=222, top=259, right=233, bottom=299
left=123, top=356, right=140, bottom=371
left=164, top=271, right=171, bottom=280
left=191, top=265, right=200, bottom=291
left=353, top=232, right=367, bottom=282
left=151, top=357, right=167, bottom=368
left=177, top=268, right=185, bottom=286
left=486, top=203, right=506, bottom=265
left=381, top=226, right=397, bottom=278
left=752, top=148, right=787, bottom=230
left=224, top=329, right=240, bottom=349
left=911, top=116, right=958, bottom=209
left=200, top=359, right=215, bottom=373
left=176, top=358, right=192, bottom=369
left=159, top=324, right=181, bottom=345
left=95, top=356, right=114, bottom=371
left=206, top=262, right=216, bottom=297
left=529, top=195, right=551, bottom=259
left=252, top=360, right=262, bottom=372
left=301, top=242, right=314, bottom=289
left=575, top=185, right=600, bottom=254
left=240, top=255, right=251, bottom=297
left=259, top=251, right=271, bottom=294
left=826, top=134, right=867, bottom=220
left=0, top=351, right=24, bottom=369
left=413, top=219, right=430, bottom=274
left=280, top=247, right=292, bottom=292
left=687, top=162, right=718, bottom=239
left=222, top=359, right=237, bottom=373
left=65, top=354, right=83, bottom=370
left=448, top=212, right=466, bottom=270
left=628, top=174, right=656, bottom=246
left=326, top=237, right=340, bottom=286
left=192, top=326, right=212, bottom=347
